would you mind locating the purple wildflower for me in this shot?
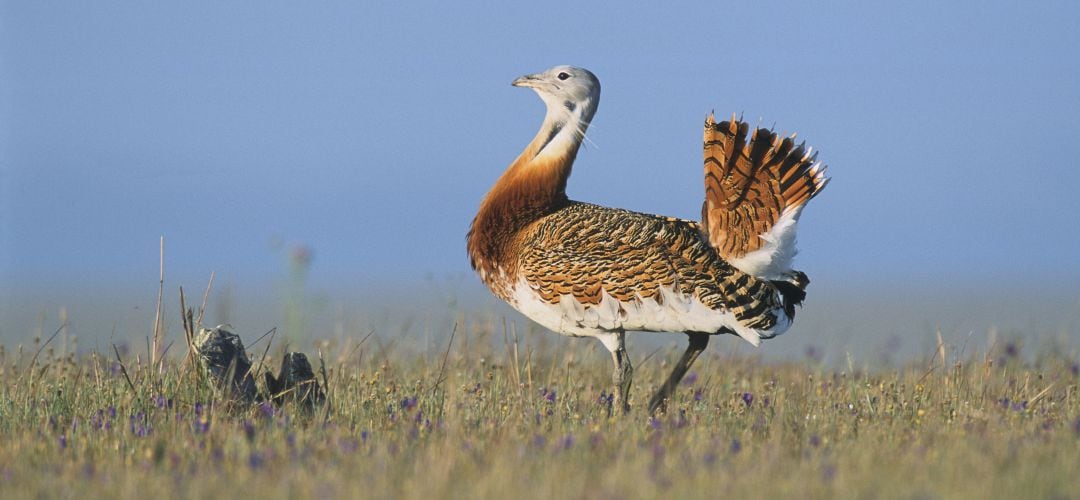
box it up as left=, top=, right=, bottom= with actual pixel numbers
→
left=361, top=430, right=370, bottom=441
left=703, top=451, right=717, bottom=465
left=693, top=388, right=704, bottom=402
left=558, top=434, right=575, bottom=451
left=194, top=402, right=204, bottom=417
left=1072, top=418, right=1080, bottom=435
left=154, top=394, right=167, bottom=409
left=742, top=392, right=754, bottom=407
left=810, top=435, right=821, bottom=447
left=682, top=372, right=698, bottom=386
left=108, top=406, right=116, bottom=419
left=259, top=401, right=276, bottom=419
left=129, top=413, right=150, bottom=437
left=539, top=387, right=557, bottom=403
left=58, top=435, right=67, bottom=450
left=730, top=439, right=742, bottom=454
left=649, top=418, right=662, bottom=430
left=400, top=396, right=418, bottom=411
left=1070, top=362, right=1079, bottom=377
left=532, top=434, right=546, bottom=448
left=248, top=451, right=265, bottom=469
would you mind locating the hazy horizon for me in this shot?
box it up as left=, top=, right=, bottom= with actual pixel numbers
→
left=3, top=276, right=1077, bottom=369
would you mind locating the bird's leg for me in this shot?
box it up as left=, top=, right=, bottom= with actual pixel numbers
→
left=611, top=341, right=633, bottom=415
left=647, top=333, right=710, bottom=416
left=598, top=330, right=632, bottom=415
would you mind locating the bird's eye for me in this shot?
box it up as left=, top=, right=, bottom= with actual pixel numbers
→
left=557, top=72, right=570, bottom=80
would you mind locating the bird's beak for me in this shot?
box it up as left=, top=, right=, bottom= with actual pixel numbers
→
left=512, top=73, right=542, bottom=88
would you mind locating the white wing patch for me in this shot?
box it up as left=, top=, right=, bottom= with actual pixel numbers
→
left=509, top=278, right=791, bottom=347
left=726, top=206, right=803, bottom=280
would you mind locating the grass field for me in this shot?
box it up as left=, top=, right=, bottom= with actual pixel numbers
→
left=1, top=319, right=1077, bottom=499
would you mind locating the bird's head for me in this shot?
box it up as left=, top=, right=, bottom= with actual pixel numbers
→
left=512, top=65, right=600, bottom=124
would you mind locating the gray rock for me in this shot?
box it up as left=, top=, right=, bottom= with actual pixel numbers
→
left=194, top=325, right=258, bottom=404
left=265, top=351, right=325, bottom=411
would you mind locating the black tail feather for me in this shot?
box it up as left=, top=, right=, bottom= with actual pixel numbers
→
left=772, top=271, right=809, bottom=320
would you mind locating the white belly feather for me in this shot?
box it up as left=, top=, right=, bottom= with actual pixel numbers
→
left=509, top=278, right=790, bottom=347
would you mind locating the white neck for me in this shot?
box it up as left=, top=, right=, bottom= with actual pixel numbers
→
left=528, top=95, right=598, bottom=161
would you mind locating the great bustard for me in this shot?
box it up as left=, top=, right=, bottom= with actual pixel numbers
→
left=467, top=66, right=829, bottom=415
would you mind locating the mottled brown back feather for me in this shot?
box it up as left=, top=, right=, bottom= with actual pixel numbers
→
left=513, top=202, right=784, bottom=331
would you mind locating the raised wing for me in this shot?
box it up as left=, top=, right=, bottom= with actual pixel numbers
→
left=701, top=113, right=829, bottom=278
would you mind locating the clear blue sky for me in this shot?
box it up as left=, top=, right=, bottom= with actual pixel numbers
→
left=2, top=1, right=1079, bottom=302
